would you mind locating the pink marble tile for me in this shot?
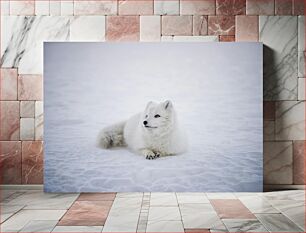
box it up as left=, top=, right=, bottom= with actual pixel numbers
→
left=210, top=199, right=256, bottom=219
left=193, top=16, right=208, bottom=35
left=78, top=193, right=116, bottom=201
left=180, top=0, right=215, bottom=15
left=22, top=141, right=43, bottom=184
left=162, top=16, right=192, bottom=36
left=264, top=101, right=275, bottom=120
left=219, top=35, right=235, bottom=42
left=58, top=201, right=113, bottom=226
left=0, top=141, right=22, bottom=184
left=293, top=0, right=305, bottom=15
left=246, top=0, right=274, bottom=15
left=275, top=0, right=292, bottom=15
left=185, top=229, right=210, bottom=233
left=106, top=16, right=140, bottom=41
left=74, top=0, right=117, bottom=15
left=0, top=69, right=18, bottom=100
left=236, top=15, right=258, bottom=41
left=10, top=0, right=35, bottom=15
left=119, top=0, right=153, bottom=15
left=293, top=140, right=305, bottom=184
left=216, top=0, right=246, bottom=15
left=18, top=75, right=43, bottom=100
left=208, top=16, right=235, bottom=36
left=0, top=101, right=20, bottom=140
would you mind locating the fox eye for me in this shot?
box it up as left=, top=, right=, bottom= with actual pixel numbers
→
left=154, top=114, right=161, bottom=118
left=145, top=115, right=148, bottom=118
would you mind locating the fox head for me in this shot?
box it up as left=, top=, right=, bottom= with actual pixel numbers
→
left=142, top=100, right=175, bottom=134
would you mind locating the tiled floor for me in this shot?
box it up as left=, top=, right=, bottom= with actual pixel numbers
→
left=0, top=188, right=304, bottom=232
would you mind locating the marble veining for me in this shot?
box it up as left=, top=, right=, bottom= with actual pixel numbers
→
left=259, top=16, right=298, bottom=100
left=1, top=16, right=70, bottom=74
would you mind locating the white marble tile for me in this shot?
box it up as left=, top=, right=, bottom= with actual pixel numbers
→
left=74, top=1, right=117, bottom=15
left=148, top=206, right=181, bottom=221
left=150, top=193, right=178, bottom=206
left=264, top=120, right=275, bottom=141
left=238, top=196, right=279, bottom=214
left=52, top=226, right=103, bottom=232
left=70, top=16, right=105, bottom=41
left=259, top=16, right=298, bottom=100
left=50, top=1, right=61, bottom=15
left=263, top=141, right=293, bottom=184
left=20, top=118, right=35, bottom=140
left=61, top=1, right=74, bottom=16
left=275, top=101, right=305, bottom=140
left=112, top=196, right=142, bottom=208
left=1, top=16, right=70, bottom=74
left=20, top=220, right=58, bottom=232
left=176, top=193, right=209, bottom=204
left=223, top=219, right=268, bottom=232
left=268, top=200, right=305, bottom=230
left=6, top=190, right=79, bottom=210
left=102, top=206, right=140, bottom=232
left=35, top=101, right=43, bottom=140
left=1, top=210, right=66, bottom=232
left=262, top=190, right=305, bottom=201
left=1, top=0, right=10, bottom=15
left=180, top=204, right=220, bottom=229
left=161, top=35, right=219, bottom=42
left=256, top=214, right=303, bottom=232
left=35, top=1, right=50, bottom=15
left=298, top=78, right=305, bottom=100
left=161, top=35, right=174, bottom=41
left=116, top=192, right=143, bottom=198
left=20, top=101, right=35, bottom=118
left=10, top=1, right=35, bottom=15
left=140, top=16, right=161, bottom=42
left=154, top=0, right=179, bottom=15
left=1, top=204, right=25, bottom=223
left=206, top=192, right=237, bottom=199
left=298, top=16, right=305, bottom=78
left=146, top=221, right=184, bottom=233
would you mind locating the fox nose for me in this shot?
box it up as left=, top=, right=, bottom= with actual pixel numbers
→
left=143, top=121, right=148, bottom=126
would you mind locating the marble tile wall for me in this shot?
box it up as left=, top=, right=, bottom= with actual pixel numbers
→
left=0, top=0, right=305, bottom=186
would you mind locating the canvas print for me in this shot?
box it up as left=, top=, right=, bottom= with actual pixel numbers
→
left=44, top=42, right=263, bottom=192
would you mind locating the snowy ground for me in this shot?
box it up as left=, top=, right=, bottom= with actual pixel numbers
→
left=44, top=42, right=263, bottom=192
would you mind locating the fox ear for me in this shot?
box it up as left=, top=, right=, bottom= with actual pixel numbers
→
left=164, top=100, right=172, bottom=110
left=146, top=101, right=153, bottom=109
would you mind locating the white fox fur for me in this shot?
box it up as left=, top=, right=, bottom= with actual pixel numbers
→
left=97, top=100, right=188, bottom=159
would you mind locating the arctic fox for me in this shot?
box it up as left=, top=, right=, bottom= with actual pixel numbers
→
left=97, top=100, right=188, bottom=160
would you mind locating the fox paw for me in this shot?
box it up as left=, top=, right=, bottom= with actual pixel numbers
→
left=145, top=152, right=160, bottom=160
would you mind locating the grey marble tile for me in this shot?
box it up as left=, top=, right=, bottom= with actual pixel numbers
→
left=1, top=204, right=25, bottom=223
left=268, top=200, right=305, bottom=230
left=1, top=209, right=66, bottom=232
left=261, top=190, right=305, bottom=201
left=146, top=220, right=184, bottom=233
left=222, top=219, right=268, bottom=232
left=20, top=220, right=58, bottom=232
left=6, top=190, right=79, bottom=210
left=1, top=16, right=70, bottom=74
left=148, top=206, right=181, bottom=221
left=298, top=16, right=305, bottom=78
left=259, top=16, right=298, bottom=100
left=256, top=214, right=303, bottom=232
left=275, top=101, right=305, bottom=140
left=263, top=141, right=293, bottom=184
left=239, top=196, right=279, bottom=214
